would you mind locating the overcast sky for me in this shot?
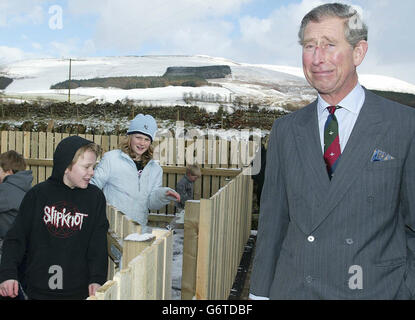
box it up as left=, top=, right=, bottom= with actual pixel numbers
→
left=1, top=0, right=414, bottom=84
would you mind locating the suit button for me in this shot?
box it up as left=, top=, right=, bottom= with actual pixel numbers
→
left=306, top=276, right=313, bottom=283
left=307, top=236, right=315, bottom=242
left=345, top=238, right=354, bottom=245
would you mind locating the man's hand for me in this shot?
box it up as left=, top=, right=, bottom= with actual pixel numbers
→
left=0, top=279, right=19, bottom=298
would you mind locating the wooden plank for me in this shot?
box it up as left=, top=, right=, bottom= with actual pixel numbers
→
left=8, top=131, right=15, bottom=151
left=195, top=199, right=212, bottom=300
left=176, top=137, right=185, bottom=167
left=0, top=131, right=8, bottom=153
left=203, top=138, right=211, bottom=199
left=153, top=238, right=165, bottom=299
left=230, top=138, right=239, bottom=168
left=107, top=257, right=115, bottom=281
left=211, top=139, right=220, bottom=196
left=122, top=214, right=135, bottom=238
left=23, top=131, right=30, bottom=159
left=167, top=137, right=176, bottom=214
left=46, top=132, right=54, bottom=178
left=113, top=210, right=122, bottom=238
left=121, top=233, right=155, bottom=269
left=162, top=231, right=173, bottom=300
left=152, top=137, right=160, bottom=161
left=130, top=254, right=146, bottom=299
left=38, top=132, right=46, bottom=183
left=101, top=134, right=110, bottom=154
left=144, top=245, right=157, bottom=299
left=110, top=135, right=118, bottom=151
left=181, top=201, right=200, bottom=300
left=95, top=280, right=117, bottom=300
left=113, top=267, right=132, bottom=300
left=16, top=131, right=23, bottom=156
left=30, top=132, right=38, bottom=184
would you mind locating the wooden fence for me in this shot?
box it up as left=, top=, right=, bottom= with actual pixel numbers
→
left=0, top=130, right=258, bottom=214
left=88, top=205, right=173, bottom=300
left=181, top=167, right=253, bottom=300
left=0, top=130, right=255, bottom=300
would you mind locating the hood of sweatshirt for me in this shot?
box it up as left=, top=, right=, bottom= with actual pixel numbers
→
left=51, top=136, right=94, bottom=184
left=3, top=170, right=33, bottom=193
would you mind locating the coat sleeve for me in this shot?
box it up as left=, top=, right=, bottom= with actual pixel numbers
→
left=87, top=190, right=109, bottom=285
left=249, top=119, right=290, bottom=298
left=90, top=152, right=111, bottom=190
left=0, top=187, right=11, bottom=212
left=401, top=133, right=415, bottom=298
left=147, top=164, right=175, bottom=210
left=0, top=190, right=35, bottom=283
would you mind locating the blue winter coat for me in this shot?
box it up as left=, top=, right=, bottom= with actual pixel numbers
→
left=91, top=150, right=174, bottom=232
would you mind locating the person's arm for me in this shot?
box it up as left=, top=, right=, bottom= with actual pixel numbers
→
left=401, top=134, right=415, bottom=298
left=249, top=119, right=290, bottom=299
left=0, top=190, right=35, bottom=293
left=90, top=153, right=111, bottom=189
left=87, top=191, right=109, bottom=288
left=148, top=165, right=179, bottom=210
left=0, top=188, right=12, bottom=212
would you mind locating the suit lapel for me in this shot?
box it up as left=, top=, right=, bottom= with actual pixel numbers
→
left=310, top=91, right=386, bottom=232
left=293, top=102, right=330, bottom=235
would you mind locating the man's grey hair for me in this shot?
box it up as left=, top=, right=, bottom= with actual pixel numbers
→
left=298, top=2, right=368, bottom=48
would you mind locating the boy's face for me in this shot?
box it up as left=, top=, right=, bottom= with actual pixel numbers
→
left=63, top=150, right=96, bottom=189
left=0, top=167, right=13, bottom=183
left=188, top=174, right=199, bottom=182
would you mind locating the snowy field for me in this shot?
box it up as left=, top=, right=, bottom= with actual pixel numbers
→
left=2, top=55, right=415, bottom=111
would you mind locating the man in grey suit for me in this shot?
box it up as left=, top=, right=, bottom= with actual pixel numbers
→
left=249, top=2, right=415, bottom=299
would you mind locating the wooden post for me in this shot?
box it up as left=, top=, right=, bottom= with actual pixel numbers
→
left=162, top=231, right=173, bottom=299
left=195, top=199, right=212, bottom=300
left=94, top=280, right=117, bottom=300
left=181, top=200, right=201, bottom=300
left=121, top=233, right=155, bottom=269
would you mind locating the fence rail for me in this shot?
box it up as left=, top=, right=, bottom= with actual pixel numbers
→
left=182, top=168, right=253, bottom=299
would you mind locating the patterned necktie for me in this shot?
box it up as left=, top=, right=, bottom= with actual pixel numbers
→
left=324, top=106, right=341, bottom=179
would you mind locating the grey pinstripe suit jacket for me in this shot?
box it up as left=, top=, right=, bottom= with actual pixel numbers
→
left=250, top=89, right=415, bottom=299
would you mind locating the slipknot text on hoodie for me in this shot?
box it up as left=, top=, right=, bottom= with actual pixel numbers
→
left=43, top=201, right=88, bottom=238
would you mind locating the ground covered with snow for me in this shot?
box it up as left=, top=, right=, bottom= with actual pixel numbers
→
left=3, top=55, right=414, bottom=112
left=171, top=229, right=184, bottom=300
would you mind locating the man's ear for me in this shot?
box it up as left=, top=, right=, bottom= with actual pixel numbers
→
left=5, top=169, right=13, bottom=176
left=353, top=40, right=368, bottom=67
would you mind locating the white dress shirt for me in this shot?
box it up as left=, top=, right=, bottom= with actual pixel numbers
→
left=249, top=83, right=366, bottom=300
left=317, top=83, right=365, bottom=153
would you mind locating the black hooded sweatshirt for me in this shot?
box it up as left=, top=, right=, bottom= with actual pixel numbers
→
left=0, top=136, right=109, bottom=299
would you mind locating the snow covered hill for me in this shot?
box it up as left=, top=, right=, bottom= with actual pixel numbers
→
left=1, top=55, right=415, bottom=111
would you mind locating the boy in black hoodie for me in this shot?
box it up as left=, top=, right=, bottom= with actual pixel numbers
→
left=0, top=136, right=109, bottom=300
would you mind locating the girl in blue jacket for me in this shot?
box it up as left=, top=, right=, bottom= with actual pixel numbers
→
left=91, top=114, right=180, bottom=233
